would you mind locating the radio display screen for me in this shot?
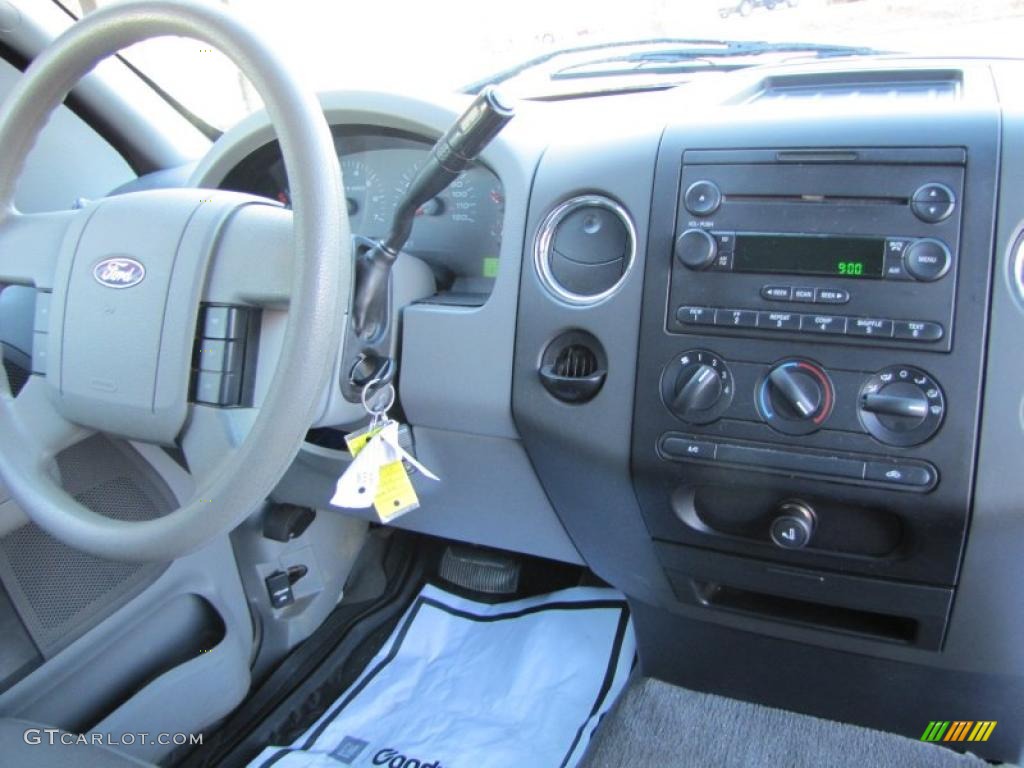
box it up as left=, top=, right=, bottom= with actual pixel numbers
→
left=733, top=234, right=885, bottom=279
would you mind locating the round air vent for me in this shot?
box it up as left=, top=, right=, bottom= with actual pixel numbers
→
left=538, top=331, right=607, bottom=404
left=534, top=195, right=636, bottom=305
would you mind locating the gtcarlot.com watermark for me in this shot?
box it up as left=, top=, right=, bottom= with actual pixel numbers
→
left=23, top=728, right=202, bottom=747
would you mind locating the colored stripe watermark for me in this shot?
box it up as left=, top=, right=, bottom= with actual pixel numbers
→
left=921, top=721, right=996, bottom=742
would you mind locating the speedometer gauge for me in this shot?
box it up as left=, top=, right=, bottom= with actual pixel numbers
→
left=396, top=164, right=479, bottom=237
left=341, top=157, right=388, bottom=236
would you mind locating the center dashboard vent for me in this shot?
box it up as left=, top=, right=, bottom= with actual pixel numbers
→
left=748, top=70, right=962, bottom=105
left=534, top=195, right=636, bottom=305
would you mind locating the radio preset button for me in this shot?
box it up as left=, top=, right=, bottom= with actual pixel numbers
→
left=715, top=308, right=758, bottom=328
left=800, top=314, right=848, bottom=335
left=848, top=318, right=894, bottom=338
left=677, top=306, right=715, bottom=325
left=761, top=285, right=793, bottom=301
left=793, top=287, right=816, bottom=303
left=904, top=239, right=951, bottom=281
left=814, top=288, right=850, bottom=304
left=757, top=311, right=800, bottom=331
left=893, top=320, right=944, bottom=341
left=684, top=180, right=722, bottom=216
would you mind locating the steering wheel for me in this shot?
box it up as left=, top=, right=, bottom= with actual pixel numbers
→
left=0, top=1, right=350, bottom=562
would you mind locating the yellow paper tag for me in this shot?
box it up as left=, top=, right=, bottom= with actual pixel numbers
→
left=373, top=460, right=419, bottom=522
left=345, top=424, right=385, bottom=458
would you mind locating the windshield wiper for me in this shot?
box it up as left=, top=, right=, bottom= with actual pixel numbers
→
left=465, top=38, right=883, bottom=91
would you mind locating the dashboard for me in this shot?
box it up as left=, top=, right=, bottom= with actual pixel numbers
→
left=186, top=61, right=1024, bottom=763
left=218, top=127, right=505, bottom=302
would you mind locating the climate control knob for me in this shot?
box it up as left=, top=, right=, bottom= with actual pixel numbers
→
left=757, top=359, right=834, bottom=435
left=675, top=229, right=717, bottom=270
left=858, top=366, right=944, bottom=446
left=661, top=350, right=733, bottom=424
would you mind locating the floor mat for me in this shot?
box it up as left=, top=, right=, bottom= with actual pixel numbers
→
left=248, top=584, right=635, bottom=768
left=581, top=677, right=993, bottom=768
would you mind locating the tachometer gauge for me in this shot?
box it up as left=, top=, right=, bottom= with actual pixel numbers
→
left=341, top=157, right=387, bottom=236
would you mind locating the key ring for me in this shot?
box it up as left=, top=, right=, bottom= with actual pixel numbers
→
left=361, top=376, right=395, bottom=427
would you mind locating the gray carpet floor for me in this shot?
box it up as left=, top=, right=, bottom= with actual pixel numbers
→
left=581, top=677, right=991, bottom=768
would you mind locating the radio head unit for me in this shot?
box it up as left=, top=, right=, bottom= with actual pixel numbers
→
left=667, top=149, right=964, bottom=351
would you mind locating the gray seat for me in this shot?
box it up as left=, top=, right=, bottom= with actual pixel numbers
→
left=582, top=677, right=992, bottom=768
left=0, top=718, right=155, bottom=768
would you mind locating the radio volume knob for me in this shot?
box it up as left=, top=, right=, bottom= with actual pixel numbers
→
left=675, top=229, right=717, bottom=270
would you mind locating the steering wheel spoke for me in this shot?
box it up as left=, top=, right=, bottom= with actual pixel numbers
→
left=0, top=374, right=93, bottom=479
left=0, top=209, right=77, bottom=289
left=204, top=202, right=295, bottom=308
left=179, top=404, right=257, bottom=486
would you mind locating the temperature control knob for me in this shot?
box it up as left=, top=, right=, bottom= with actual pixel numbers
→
left=757, top=360, right=834, bottom=435
left=661, top=350, right=733, bottom=424
left=858, top=366, right=944, bottom=446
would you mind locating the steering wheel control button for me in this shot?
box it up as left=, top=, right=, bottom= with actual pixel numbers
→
left=847, top=317, right=894, bottom=338
left=661, top=350, right=734, bottom=424
left=894, top=320, right=944, bottom=342
left=911, top=183, right=956, bottom=223
left=660, top=436, right=717, bottom=461
left=858, top=366, right=945, bottom=447
left=770, top=501, right=816, bottom=550
left=683, top=180, right=722, bottom=216
left=677, top=306, right=716, bottom=325
left=202, top=305, right=248, bottom=340
left=194, top=370, right=242, bottom=407
left=903, top=238, right=951, bottom=281
left=758, top=359, right=834, bottom=435
left=675, top=228, right=718, bottom=270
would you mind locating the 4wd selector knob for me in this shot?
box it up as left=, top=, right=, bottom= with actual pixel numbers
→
left=675, top=229, right=717, bottom=270
left=661, top=350, right=733, bottom=424
left=757, top=360, right=834, bottom=435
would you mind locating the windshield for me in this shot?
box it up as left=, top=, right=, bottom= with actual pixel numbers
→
left=61, top=0, right=1023, bottom=133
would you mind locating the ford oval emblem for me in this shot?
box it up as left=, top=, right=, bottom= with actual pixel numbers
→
left=93, top=257, right=145, bottom=289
